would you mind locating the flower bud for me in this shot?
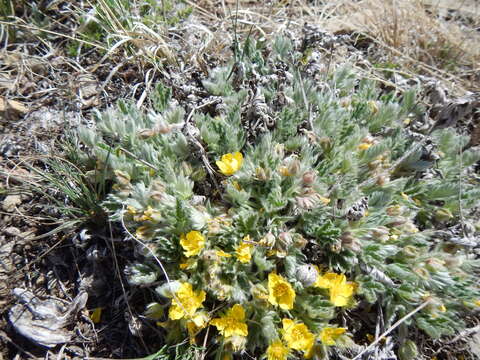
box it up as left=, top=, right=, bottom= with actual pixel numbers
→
left=402, top=220, right=419, bottom=233
left=287, top=158, right=301, bottom=176
left=278, top=166, right=291, bottom=177
left=367, top=101, right=379, bottom=114
left=368, top=159, right=382, bottom=170
left=434, top=208, right=453, bottom=223
left=138, top=128, right=157, bottom=139
left=376, top=174, right=389, bottom=186
left=362, top=135, right=374, bottom=144
left=293, top=233, right=308, bottom=249
left=274, top=143, right=285, bottom=158
left=414, top=267, right=430, bottom=279
left=302, top=171, right=317, bottom=185
left=278, top=232, right=293, bottom=248
left=444, top=255, right=463, bottom=268
left=150, top=180, right=166, bottom=201
left=114, top=170, right=131, bottom=186
left=296, top=264, right=319, bottom=287
left=425, top=258, right=445, bottom=273
left=341, top=232, right=362, bottom=252
left=181, top=161, right=192, bottom=176
left=319, top=137, right=333, bottom=152
left=387, top=216, right=408, bottom=227
left=330, top=240, right=342, bottom=253
left=225, top=335, right=247, bottom=352
left=371, top=226, right=389, bottom=241
left=259, top=232, right=275, bottom=247
left=255, top=167, right=269, bottom=181
left=155, top=120, right=171, bottom=134
left=402, top=245, right=420, bottom=258
left=251, top=283, right=269, bottom=301
left=386, top=205, right=403, bottom=216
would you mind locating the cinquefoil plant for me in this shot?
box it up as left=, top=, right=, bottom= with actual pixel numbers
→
left=69, top=36, right=480, bottom=359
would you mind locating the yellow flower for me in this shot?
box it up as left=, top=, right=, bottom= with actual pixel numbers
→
left=266, top=340, right=289, bottom=360
left=367, top=100, right=378, bottom=114
left=127, top=205, right=137, bottom=215
left=475, top=300, right=480, bottom=307
left=180, top=230, right=206, bottom=257
left=319, top=196, right=331, bottom=205
left=235, top=239, right=253, bottom=263
left=278, top=166, right=292, bottom=177
left=168, top=282, right=206, bottom=320
left=282, top=319, right=315, bottom=353
left=210, top=304, right=248, bottom=338
left=358, top=143, right=372, bottom=151
left=320, top=327, right=346, bottom=346
left=216, top=152, right=243, bottom=176
left=135, top=225, right=153, bottom=240
left=186, top=311, right=209, bottom=344
left=268, top=273, right=296, bottom=310
left=89, top=307, right=103, bottom=323
left=138, top=206, right=161, bottom=222
left=329, top=281, right=356, bottom=307
left=314, top=272, right=344, bottom=288
left=232, top=181, right=242, bottom=191
left=216, top=250, right=232, bottom=258
left=314, top=272, right=356, bottom=307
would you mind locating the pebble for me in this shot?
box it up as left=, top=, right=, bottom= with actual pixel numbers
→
left=2, top=194, right=22, bottom=212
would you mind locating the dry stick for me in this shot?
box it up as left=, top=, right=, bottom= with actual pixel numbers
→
left=351, top=299, right=433, bottom=360
left=200, top=325, right=211, bottom=360
left=444, top=324, right=480, bottom=346
left=118, top=147, right=159, bottom=171
left=356, top=135, right=429, bottom=190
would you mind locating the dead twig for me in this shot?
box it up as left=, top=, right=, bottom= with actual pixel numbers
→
left=351, top=299, right=433, bottom=360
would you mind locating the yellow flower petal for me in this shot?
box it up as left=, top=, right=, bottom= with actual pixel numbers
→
left=168, top=282, right=206, bottom=320
left=268, top=273, right=296, bottom=310
left=180, top=230, right=205, bottom=257
left=216, top=250, right=232, bottom=258
left=314, top=272, right=345, bottom=289
left=315, top=272, right=356, bottom=307
left=320, top=327, right=346, bottom=346
left=319, top=196, right=331, bottom=205
left=282, top=318, right=315, bottom=354
left=358, top=143, right=372, bottom=151
left=235, top=241, right=253, bottom=263
left=216, top=152, right=243, bottom=176
left=210, top=304, right=248, bottom=338
left=266, top=340, right=289, bottom=360
left=330, top=281, right=356, bottom=307
left=90, top=307, right=103, bottom=323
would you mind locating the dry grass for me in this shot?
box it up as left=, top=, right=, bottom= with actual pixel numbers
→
left=319, top=0, right=480, bottom=90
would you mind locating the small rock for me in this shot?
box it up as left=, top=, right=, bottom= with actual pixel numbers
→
left=4, top=226, right=21, bottom=237
left=2, top=195, right=22, bottom=212
left=8, top=288, right=88, bottom=348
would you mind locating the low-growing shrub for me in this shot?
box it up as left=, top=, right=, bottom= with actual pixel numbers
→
left=68, top=36, right=480, bottom=359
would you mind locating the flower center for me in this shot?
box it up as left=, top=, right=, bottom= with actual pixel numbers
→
left=274, top=283, right=289, bottom=297
left=291, top=328, right=303, bottom=341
